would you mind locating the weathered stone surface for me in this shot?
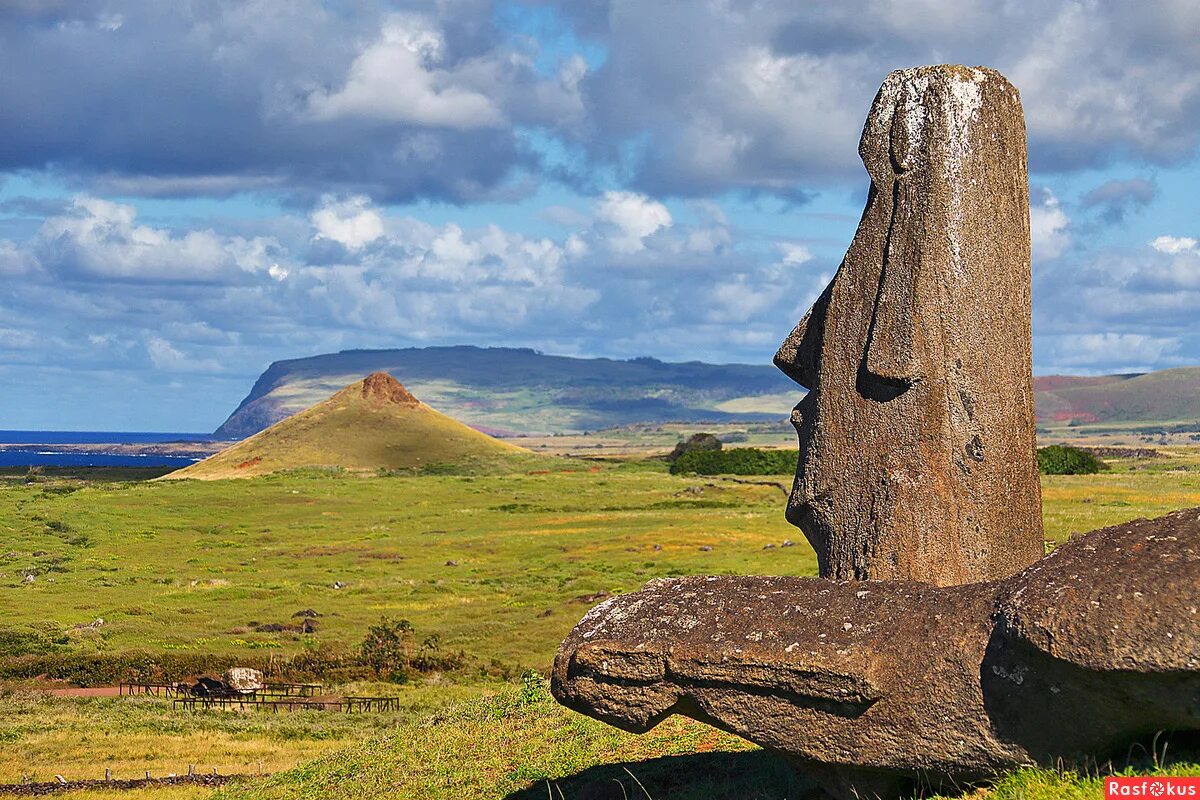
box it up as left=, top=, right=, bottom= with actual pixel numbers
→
left=774, top=65, right=1043, bottom=585
left=223, top=667, right=264, bottom=694
left=552, top=509, right=1200, bottom=799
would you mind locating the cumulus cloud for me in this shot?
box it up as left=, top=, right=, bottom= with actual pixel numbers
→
left=1, top=2, right=1197, bottom=203
left=777, top=243, right=814, bottom=266
left=1150, top=235, right=1198, bottom=254
left=593, top=191, right=672, bottom=253
left=32, top=196, right=283, bottom=283
left=1030, top=190, right=1071, bottom=262
left=0, top=2, right=574, bottom=203
left=0, top=238, right=33, bottom=276
left=0, top=191, right=835, bottom=418
left=566, top=1, right=1200, bottom=196
left=307, top=14, right=503, bottom=129
left=146, top=335, right=225, bottom=374
left=1033, top=236, right=1200, bottom=373
left=310, top=196, right=385, bottom=250
left=1037, top=332, right=1182, bottom=371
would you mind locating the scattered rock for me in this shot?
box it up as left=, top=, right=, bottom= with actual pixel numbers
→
left=32, top=551, right=46, bottom=557
left=698, top=545, right=713, bottom=552
left=574, top=591, right=610, bottom=604
left=445, top=560, right=458, bottom=567
left=330, top=581, right=347, bottom=590
left=763, top=543, right=777, bottom=550
left=223, top=667, right=264, bottom=693
left=773, top=65, right=1043, bottom=586
left=652, top=544, right=662, bottom=552
left=781, top=540, right=795, bottom=548
left=291, top=609, right=322, bottom=618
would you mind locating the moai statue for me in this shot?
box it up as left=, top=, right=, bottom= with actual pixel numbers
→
left=775, top=65, right=1044, bottom=585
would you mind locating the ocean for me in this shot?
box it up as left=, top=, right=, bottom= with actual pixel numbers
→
left=0, top=430, right=215, bottom=468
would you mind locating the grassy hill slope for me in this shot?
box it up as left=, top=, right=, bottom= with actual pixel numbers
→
left=172, top=372, right=528, bottom=479
left=1033, top=367, right=1200, bottom=425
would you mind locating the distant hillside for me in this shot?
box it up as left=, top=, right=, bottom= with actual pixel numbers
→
left=1032, top=367, right=1200, bottom=426
left=213, top=347, right=1200, bottom=440
left=214, top=347, right=798, bottom=439
left=174, top=372, right=528, bottom=479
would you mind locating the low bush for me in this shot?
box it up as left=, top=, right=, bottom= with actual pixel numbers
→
left=1036, top=445, right=1106, bottom=475
left=669, top=447, right=795, bottom=476
left=666, top=433, right=722, bottom=463
left=359, top=618, right=466, bottom=681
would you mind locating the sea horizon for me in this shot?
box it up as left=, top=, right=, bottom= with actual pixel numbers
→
left=0, top=430, right=219, bottom=468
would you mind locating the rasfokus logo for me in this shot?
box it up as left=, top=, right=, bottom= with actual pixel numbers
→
left=1106, top=777, right=1200, bottom=798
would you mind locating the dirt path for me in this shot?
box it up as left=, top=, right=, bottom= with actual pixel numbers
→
left=40, top=686, right=123, bottom=697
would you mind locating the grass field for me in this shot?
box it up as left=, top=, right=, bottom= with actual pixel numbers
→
left=1, top=453, right=1198, bottom=798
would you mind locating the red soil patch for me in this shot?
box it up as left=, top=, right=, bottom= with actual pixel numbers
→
left=42, top=686, right=123, bottom=697
left=360, top=372, right=419, bottom=406
left=237, top=456, right=263, bottom=469
left=1051, top=411, right=1099, bottom=423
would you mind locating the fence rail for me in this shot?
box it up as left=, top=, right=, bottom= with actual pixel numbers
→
left=120, top=681, right=326, bottom=700
left=172, top=695, right=400, bottom=713
left=119, top=682, right=186, bottom=697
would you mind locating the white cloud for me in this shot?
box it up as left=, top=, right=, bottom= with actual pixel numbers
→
left=0, top=239, right=34, bottom=276
left=777, top=243, right=814, bottom=266
left=307, top=13, right=503, bottom=129
left=34, top=196, right=280, bottom=283
left=145, top=336, right=225, bottom=374
left=1039, top=332, right=1181, bottom=370
left=311, top=195, right=384, bottom=250
left=594, top=191, right=672, bottom=254
left=1030, top=190, right=1071, bottom=262
left=1150, top=235, right=1198, bottom=254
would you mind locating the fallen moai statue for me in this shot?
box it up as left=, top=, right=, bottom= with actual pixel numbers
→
left=552, top=63, right=1200, bottom=800
left=553, top=509, right=1200, bottom=799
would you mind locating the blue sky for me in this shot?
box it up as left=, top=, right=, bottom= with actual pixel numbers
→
left=1, top=0, right=1198, bottom=431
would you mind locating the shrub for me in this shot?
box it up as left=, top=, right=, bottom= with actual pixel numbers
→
left=358, top=619, right=466, bottom=681
left=1036, top=445, right=1105, bottom=475
left=359, top=617, right=416, bottom=680
left=670, top=447, right=795, bottom=476
left=666, top=433, right=722, bottom=463
left=0, top=625, right=69, bottom=658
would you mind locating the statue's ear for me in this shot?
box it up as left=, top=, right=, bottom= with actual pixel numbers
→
left=774, top=283, right=831, bottom=391
left=863, top=205, right=920, bottom=386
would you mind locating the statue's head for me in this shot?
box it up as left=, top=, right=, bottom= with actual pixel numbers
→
left=772, top=66, right=1042, bottom=584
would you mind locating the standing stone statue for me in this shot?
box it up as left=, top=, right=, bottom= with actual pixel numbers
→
left=775, top=65, right=1043, bottom=585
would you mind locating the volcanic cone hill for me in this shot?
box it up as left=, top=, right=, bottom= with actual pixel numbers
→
left=166, top=372, right=529, bottom=479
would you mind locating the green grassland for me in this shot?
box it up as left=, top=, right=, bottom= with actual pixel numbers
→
left=2, top=454, right=1199, bottom=797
